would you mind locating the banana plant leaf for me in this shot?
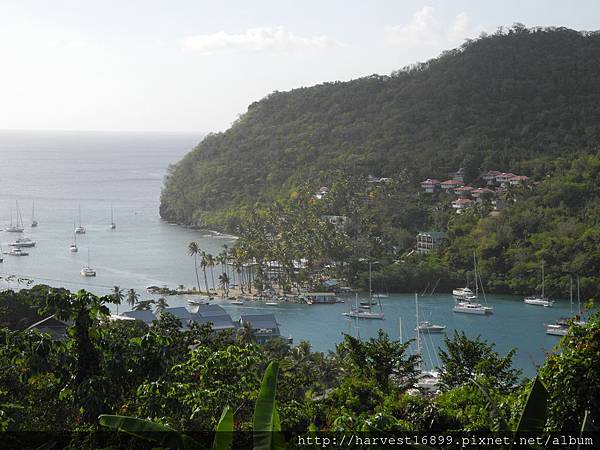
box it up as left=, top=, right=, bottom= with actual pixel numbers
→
left=99, top=414, right=200, bottom=450
left=253, top=361, right=285, bottom=450
left=515, top=376, right=548, bottom=433
left=213, top=406, right=233, bottom=450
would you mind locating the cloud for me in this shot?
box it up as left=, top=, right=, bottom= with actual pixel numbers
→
left=181, top=26, right=343, bottom=54
left=385, top=6, right=477, bottom=49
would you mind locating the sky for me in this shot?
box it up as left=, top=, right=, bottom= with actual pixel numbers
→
left=0, top=0, right=597, bottom=133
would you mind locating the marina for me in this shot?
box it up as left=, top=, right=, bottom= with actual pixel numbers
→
left=0, top=130, right=585, bottom=378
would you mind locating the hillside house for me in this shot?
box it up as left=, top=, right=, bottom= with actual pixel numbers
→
left=440, top=179, right=464, bottom=192
left=453, top=186, right=474, bottom=197
left=482, top=170, right=502, bottom=185
left=416, top=231, right=448, bottom=254
left=420, top=179, right=441, bottom=193
left=471, top=187, right=496, bottom=202
left=451, top=198, right=475, bottom=213
left=509, top=175, right=530, bottom=185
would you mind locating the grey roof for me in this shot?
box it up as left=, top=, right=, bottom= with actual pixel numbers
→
left=161, top=307, right=192, bottom=320
left=26, top=315, right=71, bottom=340
left=240, top=314, right=279, bottom=330
left=417, top=231, right=448, bottom=240
left=196, top=304, right=228, bottom=317
left=122, top=310, right=156, bottom=324
left=190, top=313, right=237, bottom=330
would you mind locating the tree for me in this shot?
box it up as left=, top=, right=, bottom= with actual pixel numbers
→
left=218, top=272, right=230, bottom=297
left=187, top=242, right=202, bottom=292
left=438, top=331, right=520, bottom=393
left=126, top=289, right=139, bottom=310
left=200, top=252, right=210, bottom=294
left=336, top=330, right=419, bottom=393
left=112, top=286, right=124, bottom=315
left=155, top=297, right=169, bottom=313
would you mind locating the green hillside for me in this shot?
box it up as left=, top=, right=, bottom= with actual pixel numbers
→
left=160, top=25, right=600, bottom=230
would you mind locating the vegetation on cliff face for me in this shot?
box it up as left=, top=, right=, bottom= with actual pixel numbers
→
left=160, top=25, right=600, bottom=230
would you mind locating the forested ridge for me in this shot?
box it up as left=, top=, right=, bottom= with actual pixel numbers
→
left=160, top=25, right=600, bottom=230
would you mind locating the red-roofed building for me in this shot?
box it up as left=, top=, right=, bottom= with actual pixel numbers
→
left=440, top=179, right=464, bottom=191
left=495, top=172, right=517, bottom=184
left=420, top=179, right=441, bottom=193
left=482, top=170, right=502, bottom=185
left=471, top=187, right=496, bottom=202
left=453, top=186, right=474, bottom=197
left=451, top=198, right=475, bottom=213
left=509, top=175, right=530, bottom=185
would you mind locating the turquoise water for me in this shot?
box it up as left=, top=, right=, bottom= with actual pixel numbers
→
left=0, top=130, right=573, bottom=377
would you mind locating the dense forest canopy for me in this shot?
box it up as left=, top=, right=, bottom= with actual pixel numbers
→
left=160, top=26, right=600, bottom=230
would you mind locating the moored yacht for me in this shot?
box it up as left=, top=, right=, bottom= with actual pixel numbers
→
left=343, top=309, right=385, bottom=319
left=5, top=202, right=25, bottom=232
left=415, top=320, right=446, bottom=333
left=80, top=248, right=96, bottom=276
left=75, top=206, right=86, bottom=234
left=9, top=237, right=36, bottom=248
left=6, top=248, right=28, bottom=256
left=524, top=296, right=554, bottom=307
left=524, top=261, right=553, bottom=306
left=453, top=252, right=494, bottom=315
left=453, top=301, right=493, bottom=315
left=452, top=287, right=476, bottom=301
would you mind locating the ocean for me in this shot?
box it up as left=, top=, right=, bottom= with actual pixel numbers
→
left=0, top=130, right=571, bottom=377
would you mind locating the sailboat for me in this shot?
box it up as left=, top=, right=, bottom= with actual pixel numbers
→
left=70, top=226, right=78, bottom=253
left=80, top=248, right=96, bottom=276
left=342, top=262, right=384, bottom=319
left=75, top=206, right=86, bottom=234
left=5, top=201, right=24, bottom=232
left=109, top=204, right=116, bottom=229
left=546, top=276, right=585, bottom=336
left=524, top=261, right=554, bottom=307
left=0, top=243, right=4, bottom=263
left=453, top=252, right=494, bottom=315
left=415, top=294, right=446, bottom=332
left=31, top=201, right=38, bottom=227
left=413, top=293, right=441, bottom=392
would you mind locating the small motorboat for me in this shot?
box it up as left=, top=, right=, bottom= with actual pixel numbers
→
left=265, top=301, right=279, bottom=306
left=230, top=300, right=244, bottom=305
left=6, top=248, right=28, bottom=256
left=415, top=321, right=446, bottom=333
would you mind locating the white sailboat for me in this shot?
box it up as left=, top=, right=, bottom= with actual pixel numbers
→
left=524, top=261, right=554, bottom=307
left=546, top=276, right=585, bottom=336
left=453, top=253, right=493, bottom=315
left=5, top=201, right=25, bottom=233
left=414, top=293, right=440, bottom=392
left=31, top=201, right=38, bottom=227
left=80, top=248, right=96, bottom=276
left=342, top=262, right=384, bottom=319
left=75, top=206, right=86, bottom=234
left=70, top=228, right=78, bottom=253
left=9, top=237, right=36, bottom=248
left=109, top=204, right=116, bottom=229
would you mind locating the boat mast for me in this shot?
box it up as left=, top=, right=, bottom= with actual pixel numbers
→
left=570, top=276, right=573, bottom=315
left=473, top=251, right=478, bottom=299
left=577, top=275, right=581, bottom=316
left=354, top=293, right=360, bottom=339
left=541, top=260, right=545, bottom=298
left=415, top=293, right=422, bottom=371
left=368, top=261, right=373, bottom=313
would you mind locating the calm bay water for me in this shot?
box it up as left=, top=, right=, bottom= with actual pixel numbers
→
left=0, top=130, right=572, bottom=377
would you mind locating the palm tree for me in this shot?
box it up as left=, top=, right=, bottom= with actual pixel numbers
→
left=155, top=297, right=168, bottom=313
left=219, top=272, right=230, bottom=296
left=187, top=242, right=202, bottom=292
left=200, top=251, right=210, bottom=294
left=126, top=289, right=139, bottom=310
left=112, top=286, right=124, bottom=315
left=207, top=253, right=216, bottom=290
left=133, top=299, right=155, bottom=311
